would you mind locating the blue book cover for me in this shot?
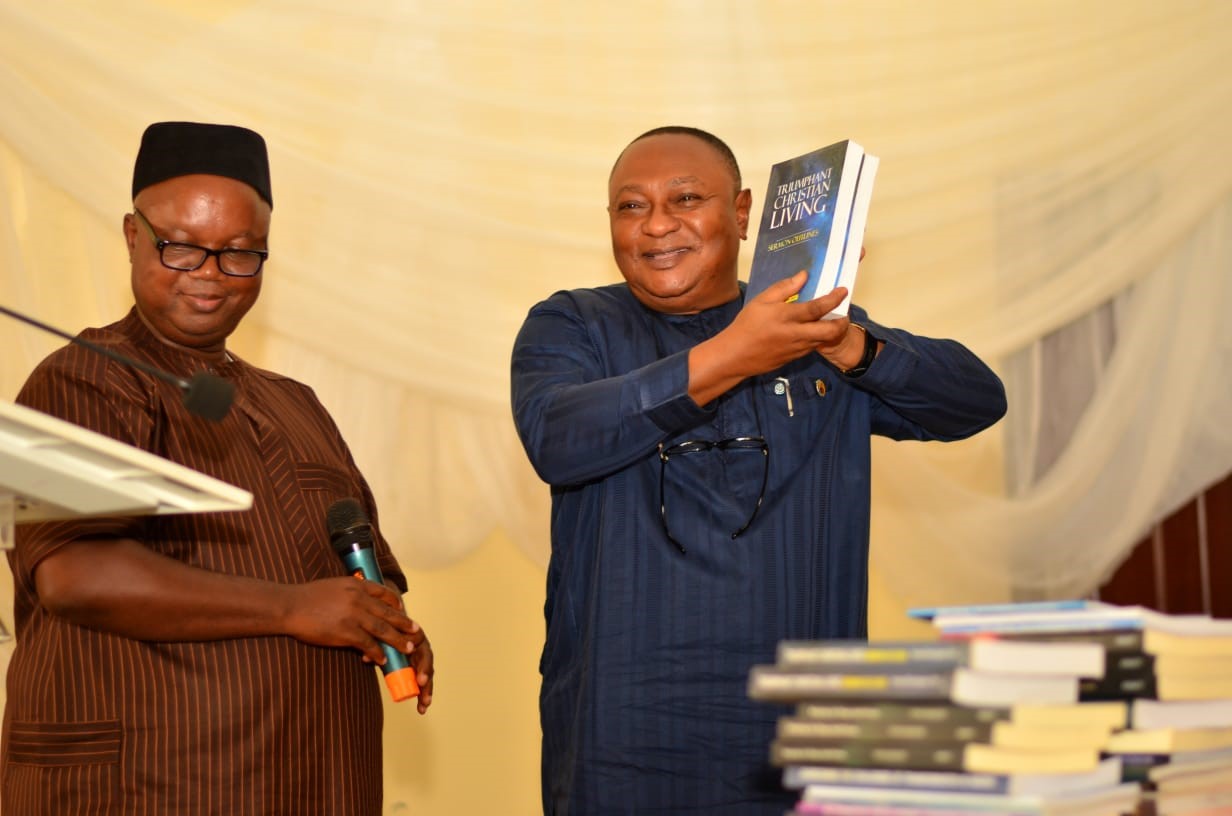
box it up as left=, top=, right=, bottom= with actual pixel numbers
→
left=921, top=604, right=1232, bottom=638
left=744, top=139, right=877, bottom=317
left=907, top=600, right=1103, bottom=621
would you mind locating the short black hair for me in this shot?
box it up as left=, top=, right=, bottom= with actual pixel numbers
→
left=612, top=126, right=742, bottom=192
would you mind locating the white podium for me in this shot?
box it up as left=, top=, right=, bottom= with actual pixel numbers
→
left=0, top=399, right=253, bottom=549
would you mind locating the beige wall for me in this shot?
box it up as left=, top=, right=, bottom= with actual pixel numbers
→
left=381, top=531, right=544, bottom=815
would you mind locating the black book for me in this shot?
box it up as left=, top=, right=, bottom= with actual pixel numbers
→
left=748, top=664, right=1078, bottom=707
left=997, top=627, right=1148, bottom=655
left=791, top=699, right=1127, bottom=731
left=795, top=701, right=1009, bottom=726
left=780, top=757, right=1125, bottom=797
left=1080, top=652, right=1232, bottom=700
left=769, top=737, right=1100, bottom=775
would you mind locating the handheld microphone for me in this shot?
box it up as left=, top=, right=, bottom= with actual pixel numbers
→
left=326, top=497, right=419, bottom=702
left=0, top=303, right=234, bottom=421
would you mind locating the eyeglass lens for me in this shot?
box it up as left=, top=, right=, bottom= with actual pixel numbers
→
left=134, top=208, right=266, bottom=277
left=160, top=244, right=265, bottom=277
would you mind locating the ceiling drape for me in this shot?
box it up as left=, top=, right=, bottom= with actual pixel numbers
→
left=2, top=0, right=1229, bottom=605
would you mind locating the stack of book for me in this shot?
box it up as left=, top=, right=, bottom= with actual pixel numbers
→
left=1138, top=749, right=1232, bottom=816
left=920, top=601, right=1232, bottom=815
left=747, top=632, right=1140, bottom=815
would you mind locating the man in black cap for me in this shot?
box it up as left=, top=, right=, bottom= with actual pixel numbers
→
left=1, top=122, right=433, bottom=815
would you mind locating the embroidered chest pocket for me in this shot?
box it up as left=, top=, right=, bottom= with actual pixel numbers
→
left=293, top=462, right=362, bottom=579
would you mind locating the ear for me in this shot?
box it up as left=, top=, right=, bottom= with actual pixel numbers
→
left=122, top=212, right=138, bottom=261
left=734, top=188, right=753, bottom=240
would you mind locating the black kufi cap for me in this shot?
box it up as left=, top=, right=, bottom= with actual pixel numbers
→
left=132, top=121, right=272, bottom=207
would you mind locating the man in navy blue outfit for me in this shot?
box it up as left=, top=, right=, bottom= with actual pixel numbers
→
left=511, top=126, right=1007, bottom=815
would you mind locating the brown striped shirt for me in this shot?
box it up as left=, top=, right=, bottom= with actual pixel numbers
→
left=2, top=308, right=405, bottom=815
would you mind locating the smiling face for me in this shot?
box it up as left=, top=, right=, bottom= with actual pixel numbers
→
left=124, top=173, right=270, bottom=354
left=608, top=133, right=752, bottom=314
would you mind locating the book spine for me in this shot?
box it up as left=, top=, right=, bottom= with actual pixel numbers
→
left=907, top=599, right=1097, bottom=620
left=812, top=143, right=861, bottom=296
left=791, top=803, right=1010, bottom=816
left=1131, top=698, right=1232, bottom=730
left=771, top=738, right=967, bottom=773
left=1116, top=752, right=1174, bottom=782
left=1079, top=667, right=1158, bottom=700
left=997, top=628, right=1147, bottom=655
left=749, top=666, right=952, bottom=702
left=1109, top=651, right=1153, bottom=674
left=782, top=764, right=1010, bottom=794
left=935, top=615, right=1146, bottom=636
left=777, top=642, right=969, bottom=668
left=778, top=716, right=995, bottom=744
left=828, top=154, right=878, bottom=318
left=949, top=667, right=1077, bottom=708
left=794, top=701, right=1010, bottom=727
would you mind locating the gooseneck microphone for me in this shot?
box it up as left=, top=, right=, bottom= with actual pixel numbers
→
left=326, top=497, right=420, bottom=702
left=1, top=303, right=234, bottom=421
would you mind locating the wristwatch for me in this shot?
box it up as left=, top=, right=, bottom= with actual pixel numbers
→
left=842, top=324, right=877, bottom=378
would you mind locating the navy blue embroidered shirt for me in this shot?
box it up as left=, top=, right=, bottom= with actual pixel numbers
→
left=511, top=284, right=1006, bottom=815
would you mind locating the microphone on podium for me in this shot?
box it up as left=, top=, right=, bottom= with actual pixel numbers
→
left=326, top=497, right=420, bottom=702
left=0, top=303, right=234, bottom=421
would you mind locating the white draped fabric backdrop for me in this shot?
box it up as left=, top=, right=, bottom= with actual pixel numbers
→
left=1, top=1, right=1230, bottom=811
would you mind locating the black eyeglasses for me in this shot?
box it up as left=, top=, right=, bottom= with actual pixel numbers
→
left=133, top=208, right=268, bottom=278
left=657, top=436, right=769, bottom=554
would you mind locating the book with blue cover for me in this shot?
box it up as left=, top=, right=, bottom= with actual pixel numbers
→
left=907, top=599, right=1103, bottom=620
left=927, top=604, right=1232, bottom=639
left=744, top=140, right=878, bottom=319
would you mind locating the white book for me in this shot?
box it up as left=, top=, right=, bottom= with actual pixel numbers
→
left=783, top=757, right=1124, bottom=797
left=932, top=604, right=1232, bottom=637
left=800, top=780, right=1141, bottom=816
left=1132, top=699, right=1232, bottom=730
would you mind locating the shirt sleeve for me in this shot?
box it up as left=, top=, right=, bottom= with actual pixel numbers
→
left=846, top=305, right=1008, bottom=442
left=11, top=351, right=149, bottom=590
left=511, top=293, right=713, bottom=487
